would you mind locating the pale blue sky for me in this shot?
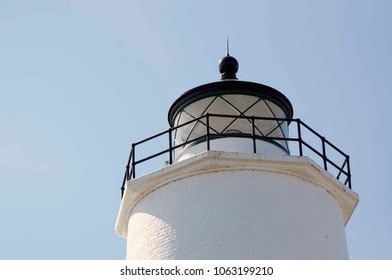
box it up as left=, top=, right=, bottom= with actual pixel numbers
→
left=1, top=0, right=391, bottom=259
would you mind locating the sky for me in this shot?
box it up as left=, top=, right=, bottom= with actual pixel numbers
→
left=0, top=0, right=391, bottom=259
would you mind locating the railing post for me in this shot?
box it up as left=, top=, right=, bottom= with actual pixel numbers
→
left=346, top=155, right=351, bottom=189
left=251, top=116, right=256, bottom=153
left=131, top=143, right=136, bottom=178
left=206, top=114, right=210, bottom=151
left=297, top=119, right=303, bottom=156
left=125, top=165, right=130, bottom=180
left=168, top=129, right=173, bottom=164
left=321, top=137, right=327, bottom=171
left=121, top=170, right=126, bottom=198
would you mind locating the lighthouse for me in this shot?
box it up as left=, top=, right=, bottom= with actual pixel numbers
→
left=115, top=53, right=358, bottom=259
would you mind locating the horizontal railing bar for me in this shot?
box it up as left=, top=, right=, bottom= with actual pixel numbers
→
left=301, top=140, right=326, bottom=159
left=323, top=138, right=348, bottom=157
left=134, top=135, right=208, bottom=170
left=326, top=158, right=349, bottom=176
left=173, top=114, right=208, bottom=129
left=298, top=120, right=323, bottom=139
left=172, top=135, right=208, bottom=150
left=134, top=115, right=209, bottom=146
left=299, top=120, right=347, bottom=157
left=134, top=129, right=171, bottom=146
left=134, top=148, right=171, bottom=165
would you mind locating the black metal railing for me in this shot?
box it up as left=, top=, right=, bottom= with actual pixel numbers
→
left=121, top=114, right=352, bottom=197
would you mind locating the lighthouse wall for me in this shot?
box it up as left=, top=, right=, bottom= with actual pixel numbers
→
left=125, top=169, right=348, bottom=260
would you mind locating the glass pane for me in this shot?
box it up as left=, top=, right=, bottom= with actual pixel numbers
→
left=184, top=97, right=215, bottom=117
left=173, top=111, right=182, bottom=139
left=173, top=111, right=182, bottom=126
left=265, top=121, right=288, bottom=150
left=220, top=94, right=259, bottom=112
left=263, top=101, right=289, bottom=151
left=245, top=100, right=272, bottom=117
left=254, top=119, right=276, bottom=136
left=175, top=110, right=196, bottom=143
left=187, top=120, right=207, bottom=141
left=265, top=100, right=286, bottom=119
left=222, top=118, right=252, bottom=135
left=205, top=97, right=238, bottom=133
left=205, top=96, right=238, bottom=115
left=173, top=95, right=290, bottom=151
left=280, top=121, right=289, bottom=138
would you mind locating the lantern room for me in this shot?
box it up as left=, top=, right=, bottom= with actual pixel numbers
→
left=168, top=54, right=293, bottom=161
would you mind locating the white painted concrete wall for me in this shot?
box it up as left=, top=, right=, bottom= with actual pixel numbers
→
left=175, top=138, right=288, bottom=162
left=126, top=169, right=348, bottom=259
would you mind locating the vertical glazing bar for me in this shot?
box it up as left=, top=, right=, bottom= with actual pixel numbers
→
left=131, top=143, right=136, bottom=178
left=321, top=137, right=327, bottom=170
left=251, top=116, right=256, bottom=153
left=346, top=155, right=351, bottom=189
left=168, top=129, right=173, bottom=164
left=206, top=114, right=210, bottom=151
left=297, top=119, right=303, bottom=156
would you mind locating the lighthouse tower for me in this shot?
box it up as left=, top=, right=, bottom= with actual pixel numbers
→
left=115, top=54, right=358, bottom=259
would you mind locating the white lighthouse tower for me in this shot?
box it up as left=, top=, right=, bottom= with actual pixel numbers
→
left=115, top=53, right=358, bottom=259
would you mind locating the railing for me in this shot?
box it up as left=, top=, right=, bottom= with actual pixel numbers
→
left=121, top=114, right=352, bottom=197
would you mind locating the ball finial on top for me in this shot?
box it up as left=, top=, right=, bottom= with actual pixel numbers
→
left=219, top=55, right=239, bottom=80
left=219, top=37, right=239, bottom=80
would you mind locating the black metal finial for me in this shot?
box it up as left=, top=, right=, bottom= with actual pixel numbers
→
left=226, top=36, right=230, bottom=56
left=219, top=39, right=239, bottom=80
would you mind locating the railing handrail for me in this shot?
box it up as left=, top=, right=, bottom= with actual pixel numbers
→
left=121, top=114, right=352, bottom=197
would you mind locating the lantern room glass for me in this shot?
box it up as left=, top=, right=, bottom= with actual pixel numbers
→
left=173, top=94, right=290, bottom=153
